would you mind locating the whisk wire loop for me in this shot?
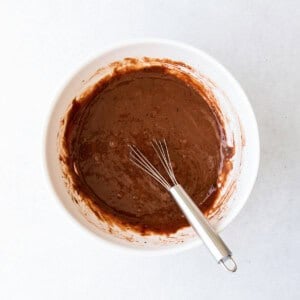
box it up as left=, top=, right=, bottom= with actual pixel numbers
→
left=152, top=139, right=178, bottom=186
left=129, top=144, right=171, bottom=190
left=129, top=139, right=178, bottom=190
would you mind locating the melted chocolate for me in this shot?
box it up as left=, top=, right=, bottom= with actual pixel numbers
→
left=62, top=65, right=231, bottom=234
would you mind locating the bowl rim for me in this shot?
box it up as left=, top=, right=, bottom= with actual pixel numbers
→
left=43, top=38, right=260, bottom=256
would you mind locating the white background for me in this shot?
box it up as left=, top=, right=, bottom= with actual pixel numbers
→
left=1, top=1, right=299, bottom=299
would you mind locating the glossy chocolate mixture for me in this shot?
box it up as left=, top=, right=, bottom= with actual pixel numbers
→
left=62, top=65, right=231, bottom=234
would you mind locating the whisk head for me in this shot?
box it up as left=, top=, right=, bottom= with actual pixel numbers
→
left=129, top=139, right=178, bottom=191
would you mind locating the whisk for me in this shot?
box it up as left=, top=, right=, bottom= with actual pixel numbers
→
left=129, top=139, right=237, bottom=272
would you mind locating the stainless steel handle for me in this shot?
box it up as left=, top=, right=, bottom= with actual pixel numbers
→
left=170, top=184, right=237, bottom=272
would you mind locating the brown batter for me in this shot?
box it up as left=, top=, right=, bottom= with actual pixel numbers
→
left=62, top=63, right=232, bottom=234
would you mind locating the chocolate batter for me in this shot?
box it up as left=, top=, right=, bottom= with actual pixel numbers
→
left=62, top=63, right=232, bottom=234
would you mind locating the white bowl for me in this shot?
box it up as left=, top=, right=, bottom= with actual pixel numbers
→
left=44, top=39, right=259, bottom=255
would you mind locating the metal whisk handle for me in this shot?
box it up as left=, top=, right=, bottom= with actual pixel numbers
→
left=170, top=184, right=237, bottom=272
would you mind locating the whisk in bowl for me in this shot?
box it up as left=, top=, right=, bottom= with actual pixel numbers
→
left=129, top=139, right=237, bottom=272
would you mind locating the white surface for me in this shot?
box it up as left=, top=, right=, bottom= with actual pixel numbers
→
left=0, top=1, right=299, bottom=299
